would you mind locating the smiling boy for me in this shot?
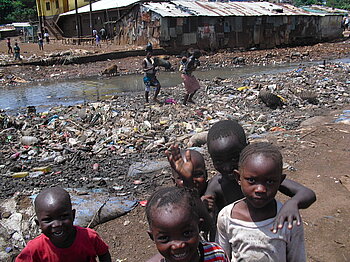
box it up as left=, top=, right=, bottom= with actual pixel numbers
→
left=16, top=187, right=111, bottom=262
left=146, top=187, right=229, bottom=262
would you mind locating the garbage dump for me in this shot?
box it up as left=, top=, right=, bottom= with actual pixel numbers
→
left=0, top=60, right=349, bottom=261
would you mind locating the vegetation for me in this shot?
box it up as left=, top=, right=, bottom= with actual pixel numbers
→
left=294, top=0, right=350, bottom=10
left=0, top=0, right=37, bottom=24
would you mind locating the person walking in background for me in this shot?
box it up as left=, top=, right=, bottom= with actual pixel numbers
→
left=13, top=42, right=21, bottom=60
left=44, top=31, right=50, bottom=44
left=180, top=50, right=201, bottom=105
left=6, top=38, right=13, bottom=54
left=143, top=44, right=161, bottom=104
left=38, top=34, right=44, bottom=50
left=96, top=34, right=101, bottom=47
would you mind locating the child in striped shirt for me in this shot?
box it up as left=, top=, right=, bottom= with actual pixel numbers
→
left=146, top=187, right=229, bottom=262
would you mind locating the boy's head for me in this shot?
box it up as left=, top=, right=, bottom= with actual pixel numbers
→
left=207, top=119, right=247, bottom=178
left=15, top=42, right=18, bottom=46
left=34, top=187, right=76, bottom=248
left=171, top=150, right=207, bottom=195
left=146, top=187, right=200, bottom=262
left=234, top=142, right=285, bottom=209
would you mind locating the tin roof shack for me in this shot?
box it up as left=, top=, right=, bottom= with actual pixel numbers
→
left=57, top=0, right=143, bottom=38
left=135, top=1, right=343, bottom=51
left=0, top=25, right=16, bottom=39
left=300, top=5, right=348, bottom=40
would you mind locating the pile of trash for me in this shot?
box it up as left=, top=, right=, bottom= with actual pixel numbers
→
left=0, top=61, right=349, bottom=199
left=0, top=60, right=349, bottom=260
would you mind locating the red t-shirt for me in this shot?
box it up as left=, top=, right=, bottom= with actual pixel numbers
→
left=16, top=226, right=109, bottom=262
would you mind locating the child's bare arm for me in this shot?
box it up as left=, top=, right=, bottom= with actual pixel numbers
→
left=165, top=144, right=194, bottom=188
left=98, top=251, right=111, bottom=262
left=273, top=178, right=316, bottom=233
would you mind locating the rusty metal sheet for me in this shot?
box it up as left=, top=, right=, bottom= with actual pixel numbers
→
left=142, top=1, right=320, bottom=18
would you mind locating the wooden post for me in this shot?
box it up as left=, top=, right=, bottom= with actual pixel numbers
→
left=89, top=0, right=93, bottom=36
left=74, top=0, right=81, bottom=44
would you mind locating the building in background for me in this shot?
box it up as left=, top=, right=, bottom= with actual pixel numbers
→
left=56, top=0, right=343, bottom=50
left=35, top=0, right=97, bottom=39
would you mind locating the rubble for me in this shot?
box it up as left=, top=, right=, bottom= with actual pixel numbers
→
left=0, top=56, right=349, bottom=260
left=0, top=61, right=349, bottom=200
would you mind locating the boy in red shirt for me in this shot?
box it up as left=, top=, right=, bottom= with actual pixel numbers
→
left=16, top=187, right=111, bottom=262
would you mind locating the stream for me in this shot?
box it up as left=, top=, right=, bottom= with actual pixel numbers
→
left=1, top=57, right=349, bottom=113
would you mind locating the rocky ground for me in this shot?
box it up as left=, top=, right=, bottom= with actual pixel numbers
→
left=0, top=37, right=350, bottom=261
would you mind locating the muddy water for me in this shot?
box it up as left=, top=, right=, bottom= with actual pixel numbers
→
left=1, top=58, right=349, bottom=113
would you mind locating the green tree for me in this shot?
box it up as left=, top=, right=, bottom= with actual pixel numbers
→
left=0, top=0, right=37, bottom=24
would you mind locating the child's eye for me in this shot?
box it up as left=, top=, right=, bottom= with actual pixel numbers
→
left=157, top=235, right=169, bottom=243
left=183, top=230, right=194, bottom=238
left=246, top=178, right=255, bottom=183
left=267, top=180, right=275, bottom=185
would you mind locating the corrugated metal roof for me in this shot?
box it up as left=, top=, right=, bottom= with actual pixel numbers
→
left=59, top=0, right=140, bottom=17
left=12, top=22, right=32, bottom=27
left=143, top=1, right=320, bottom=17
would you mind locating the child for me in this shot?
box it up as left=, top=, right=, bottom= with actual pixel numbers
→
left=13, top=42, right=21, bottom=61
left=181, top=50, right=201, bottom=105
left=143, top=48, right=161, bottom=103
left=166, top=146, right=216, bottom=240
left=38, top=36, right=44, bottom=50
left=96, top=34, right=101, bottom=47
left=166, top=145, right=214, bottom=209
left=216, top=142, right=306, bottom=261
left=7, top=38, right=13, bottom=54
left=204, top=119, right=316, bottom=233
left=16, top=187, right=111, bottom=262
left=146, top=187, right=230, bottom=262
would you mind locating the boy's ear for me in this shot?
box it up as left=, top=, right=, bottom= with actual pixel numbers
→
left=281, top=173, right=286, bottom=183
left=234, top=169, right=241, bottom=185
left=147, top=230, right=154, bottom=241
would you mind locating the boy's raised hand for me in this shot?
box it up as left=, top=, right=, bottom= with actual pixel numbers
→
left=165, top=144, right=194, bottom=187
left=271, top=199, right=301, bottom=233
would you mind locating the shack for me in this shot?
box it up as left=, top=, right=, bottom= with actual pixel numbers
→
left=57, top=0, right=343, bottom=50
left=57, top=0, right=142, bottom=37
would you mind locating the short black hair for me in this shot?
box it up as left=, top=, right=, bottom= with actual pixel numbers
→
left=239, top=142, right=283, bottom=173
left=146, top=187, right=199, bottom=226
left=207, top=119, right=247, bottom=148
left=34, top=187, right=71, bottom=214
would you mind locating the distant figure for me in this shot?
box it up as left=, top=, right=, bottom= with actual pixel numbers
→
left=180, top=50, right=201, bottom=105
left=44, top=32, right=50, bottom=43
left=6, top=38, right=13, bottom=54
left=95, top=34, right=101, bottom=47
left=92, top=29, right=97, bottom=36
left=38, top=36, right=44, bottom=50
left=143, top=48, right=161, bottom=104
left=13, top=42, right=21, bottom=60
left=100, top=28, right=106, bottom=41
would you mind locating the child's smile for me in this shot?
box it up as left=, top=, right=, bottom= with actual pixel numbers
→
left=149, top=205, right=200, bottom=262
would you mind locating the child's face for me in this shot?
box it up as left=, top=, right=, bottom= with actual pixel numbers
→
left=236, top=154, right=284, bottom=209
left=148, top=204, right=200, bottom=262
left=172, top=151, right=207, bottom=195
left=36, top=195, right=76, bottom=248
left=208, top=135, right=245, bottom=179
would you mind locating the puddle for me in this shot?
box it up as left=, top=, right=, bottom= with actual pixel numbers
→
left=1, top=57, right=350, bottom=113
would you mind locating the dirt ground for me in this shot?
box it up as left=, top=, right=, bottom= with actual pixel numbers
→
left=94, top=111, right=350, bottom=262
left=1, top=37, right=350, bottom=261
